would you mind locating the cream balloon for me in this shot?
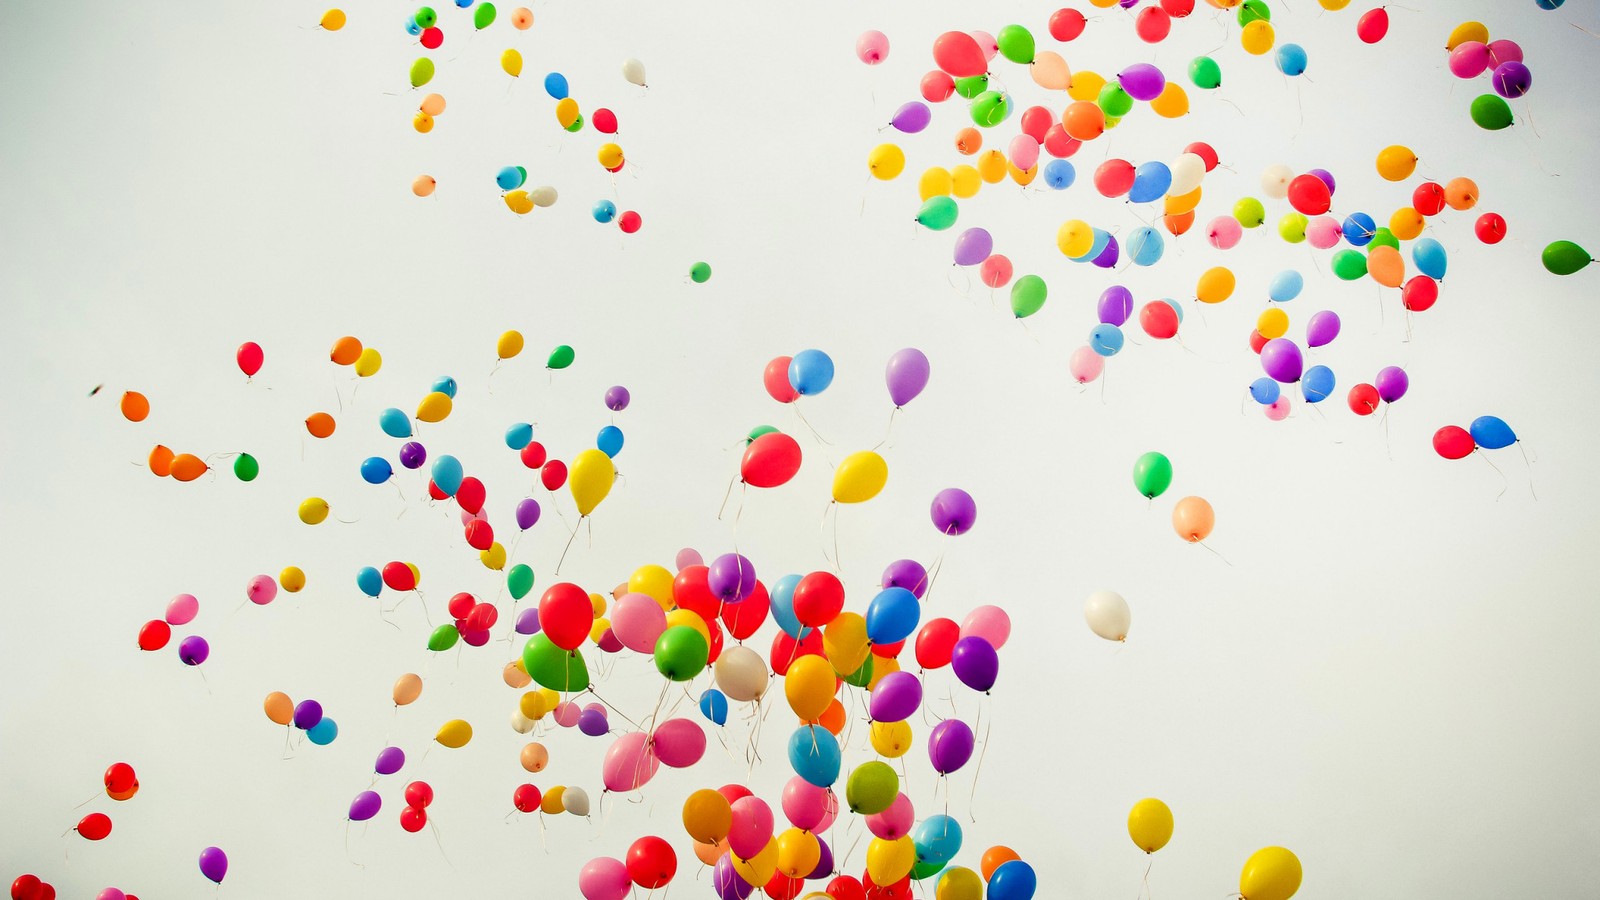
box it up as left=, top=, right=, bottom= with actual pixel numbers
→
left=529, top=185, right=558, bottom=208
left=511, top=710, right=535, bottom=734
left=563, top=786, right=591, bottom=816
left=621, top=58, right=647, bottom=87
left=715, top=645, right=770, bottom=702
left=1260, top=164, right=1292, bottom=200
left=1168, top=153, right=1207, bottom=195
left=1029, top=51, right=1070, bottom=90
left=1084, top=590, right=1131, bottom=642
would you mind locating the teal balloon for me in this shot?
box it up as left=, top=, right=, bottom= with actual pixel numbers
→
left=788, top=724, right=841, bottom=787
left=431, top=455, right=463, bottom=496
left=1412, top=238, right=1447, bottom=280
left=1010, top=275, right=1047, bottom=318
left=916, top=196, right=959, bottom=231
left=912, top=814, right=963, bottom=866
left=1128, top=227, right=1164, bottom=266
left=379, top=408, right=412, bottom=438
left=307, top=717, right=338, bottom=745
left=357, top=566, right=383, bottom=598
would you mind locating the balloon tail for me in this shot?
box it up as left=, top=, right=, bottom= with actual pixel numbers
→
left=1195, top=540, right=1234, bottom=567
left=555, top=516, right=582, bottom=575
left=1477, top=450, right=1510, bottom=501
left=71, top=790, right=100, bottom=810
left=819, top=502, right=836, bottom=569
left=1138, top=858, right=1155, bottom=900
left=1519, top=443, right=1538, bottom=501
left=716, top=474, right=737, bottom=520
left=871, top=406, right=899, bottom=452
left=1381, top=407, right=1394, bottom=462
left=791, top=401, right=830, bottom=446
left=428, top=816, right=451, bottom=864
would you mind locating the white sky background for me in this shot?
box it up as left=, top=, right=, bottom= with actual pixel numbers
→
left=3, top=1, right=1600, bottom=897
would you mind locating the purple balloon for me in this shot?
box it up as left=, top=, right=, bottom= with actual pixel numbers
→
left=399, top=441, right=427, bottom=469
left=198, top=846, right=228, bottom=885
left=950, top=636, right=998, bottom=692
left=1091, top=234, right=1119, bottom=269
left=708, top=553, right=756, bottom=603
left=890, top=100, right=932, bottom=134
left=1117, top=63, right=1166, bottom=101
left=1492, top=61, right=1531, bottom=98
left=515, top=498, right=541, bottom=530
left=1098, top=285, right=1133, bottom=326
left=515, top=607, right=542, bottom=635
left=928, top=719, right=975, bottom=774
left=1260, top=338, right=1304, bottom=384
left=881, top=559, right=928, bottom=599
left=578, top=707, right=610, bottom=737
left=348, top=790, right=382, bottom=822
left=885, top=348, right=931, bottom=408
left=952, top=227, right=993, bottom=267
left=178, top=635, right=209, bottom=666
left=1309, top=168, right=1336, bottom=195
left=1375, top=366, right=1409, bottom=403
left=868, top=670, right=924, bottom=723
left=930, top=488, right=977, bottom=536
left=293, top=699, right=324, bottom=731
left=375, top=746, right=405, bottom=775
left=1306, top=310, right=1341, bottom=348
left=808, top=837, right=834, bottom=880
left=713, top=853, right=755, bottom=900
left=605, top=385, right=631, bottom=411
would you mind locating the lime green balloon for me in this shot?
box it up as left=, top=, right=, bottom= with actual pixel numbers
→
left=654, top=625, right=709, bottom=682
left=233, top=453, right=259, bottom=482
left=1189, top=56, right=1221, bottom=89
left=746, top=424, right=779, bottom=444
left=916, top=196, right=959, bottom=231
left=1132, top=451, right=1173, bottom=499
left=1010, top=274, right=1047, bottom=318
left=996, top=24, right=1036, bottom=64
left=547, top=344, right=575, bottom=369
left=1237, top=0, right=1271, bottom=26
left=969, top=90, right=1009, bottom=128
left=953, top=75, right=989, bottom=99
left=1279, top=212, right=1308, bottom=243
left=1543, top=240, right=1592, bottom=275
left=507, top=564, right=535, bottom=601
left=473, top=2, right=496, bottom=29
left=1103, top=115, right=1121, bottom=129
left=912, top=860, right=947, bottom=881
left=1470, top=94, right=1513, bottom=131
left=843, top=655, right=874, bottom=688
left=845, top=760, right=899, bottom=814
left=1331, top=249, right=1369, bottom=281
left=523, top=634, right=590, bottom=692
left=1367, top=227, right=1399, bottom=253
left=1097, top=83, right=1133, bottom=117
left=414, top=7, right=437, bottom=28
left=690, top=261, right=712, bottom=283
left=1234, top=197, right=1265, bottom=228
left=409, top=57, right=435, bottom=88
left=564, top=113, right=584, bottom=133
left=428, top=624, right=460, bottom=652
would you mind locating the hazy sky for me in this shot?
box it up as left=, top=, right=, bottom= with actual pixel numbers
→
left=3, top=1, right=1599, bottom=898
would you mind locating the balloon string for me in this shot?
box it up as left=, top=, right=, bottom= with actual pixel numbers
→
left=1476, top=450, right=1510, bottom=501
left=871, top=406, right=899, bottom=452
left=716, top=474, right=737, bottom=520
left=1137, top=858, right=1155, bottom=900
left=967, top=710, right=991, bottom=822
left=792, top=402, right=831, bottom=446
left=555, top=515, right=583, bottom=575
left=819, top=502, right=836, bottom=570
left=1518, top=443, right=1538, bottom=501
left=1195, top=540, right=1234, bottom=568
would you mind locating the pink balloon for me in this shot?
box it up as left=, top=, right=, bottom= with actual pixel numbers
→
left=651, top=718, right=706, bottom=768
left=959, top=605, right=1011, bottom=649
left=1486, top=39, right=1523, bottom=66
left=602, top=731, right=660, bottom=792
left=1206, top=215, right=1242, bottom=250
left=970, top=30, right=998, bottom=61
left=1069, top=346, right=1104, bottom=384
left=1008, top=135, right=1040, bottom=172
left=579, top=857, right=632, bottom=900
left=856, top=30, right=889, bottom=65
left=727, top=796, right=775, bottom=859
left=814, top=788, right=840, bottom=832
left=611, top=593, right=667, bottom=653
left=781, top=776, right=830, bottom=831
left=247, top=575, right=278, bottom=606
left=979, top=254, right=1013, bottom=289
left=97, top=890, right=127, bottom=900
left=1448, top=41, right=1490, bottom=79
left=165, top=593, right=199, bottom=625
left=1265, top=397, right=1291, bottom=421
left=675, top=547, right=703, bottom=571
left=1306, top=215, right=1343, bottom=250
left=865, top=792, right=914, bottom=839
left=553, top=701, right=581, bottom=727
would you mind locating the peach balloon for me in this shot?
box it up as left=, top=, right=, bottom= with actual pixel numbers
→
left=393, top=673, right=422, bottom=706
left=1172, top=496, right=1216, bottom=542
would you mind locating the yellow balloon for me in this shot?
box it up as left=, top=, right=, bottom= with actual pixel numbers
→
left=1256, top=308, right=1289, bottom=340
left=1367, top=245, right=1405, bottom=288
left=977, top=150, right=1007, bottom=184
left=1030, top=51, right=1070, bottom=90
left=597, top=143, right=625, bottom=169
left=1197, top=266, right=1236, bottom=304
left=732, top=838, right=779, bottom=887
left=519, top=690, right=549, bottom=720
left=682, top=788, right=733, bottom=843
left=480, top=541, right=506, bottom=571
left=1389, top=206, right=1424, bottom=241
left=435, top=719, right=473, bottom=749
left=630, top=565, right=675, bottom=610
left=589, top=617, right=611, bottom=644
left=1318, top=0, right=1350, bottom=8
left=413, top=112, right=435, bottom=134
left=936, top=866, right=983, bottom=900
left=1088, top=0, right=1118, bottom=6
left=1008, top=162, right=1037, bottom=187
left=1150, top=82, right=1189, bottom=118
left=539, top=687, right=560, bottom=709
left=569, top=448, right=615, bottom=516
left=1446, top=21, right=1488, bottom=51
left=354, top=347, right=382, bottom=377
left=1057, top=219, right=1094, bottom=258
left=870, top=720, right=912, bottom=758
left=416, top=391, right=452, bottom=423
left=1375, top=145, right=1417, bottom=182
left=866, top=654, right=899, bottom=690
left=589, top=592, right=608, bottom=617
left=320, top=8, right=347, bottom=30
left=868, top=144, right=905, bottom=181
left=504, top=190, right=533, bottom=214
left=1164, top=186, right=1202, bottom=216
left=298, top=497, right=329, bottom=525
left=406, top=562, right=421, bottom=586
left=1127, top=798, right=1174, bottom=852
left=918, top=167, right=953, bottom=201
left=279, top=566, right=306, bottom=593
left=865, top=835, right=916, bottom=886
left=666, top=609, right=711, bottom=644
left=776, top=827, right=821, bottom=879
left=823, top=612, right=870, bottom=677
left=501, top=48, right=523, bottom=77
left=540, top=784, right=567, bottom=814
left=784, top=654, right=837, bottom=721
left=1240, top=20, right=1275, bottom=55
left=949, top=165, right=980, bottom=199
left=555, top=97, right=580, bottom=128
left=831, top=451, right=888, bottom=504
left=1067, top=70, right=1105, bottom=102
left=1240, top=847, right=1302, bottom=900
left=497, top=330, right=525, bottom=360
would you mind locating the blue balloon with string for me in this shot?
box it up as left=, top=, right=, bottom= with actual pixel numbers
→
left=357, top=566, right=383, bottom=598
left=1127, top=161, right=1172, bottom=203
left=788, top=724, right=841, bottom=787
left=699, top=689, right=729, bottom=726
left=597, top=425, right=624, bottom=458
left=769, top=574, right=810, bottom=640
left=505, top=422, right=533, bottom=450
left=1301, top=365, right=1336, bottom=403
left=1043, top=159, right=1075, bottom=190
left=1090, top=324, right=1124, bottom=357
left=1412, top=238, right=1448, bottom=280
left=788, top=349, right=835, bottom=396
left=1250, top=377, right=1281, bottom=405
left=1342, top=212, right=1376, bottom=246
left=1276, top=44, right=1308, bottom=76
left=593, top=199, right=617, bottom=223
left=431, top=376, right=458, bottom=399
left=379, top=408, right=412, bottom=438
left=1470, top=415, right=1517, bottom=449
left=1268, top=270, right=1304, bottom=302
left=307, top=717, right=339, bottom=746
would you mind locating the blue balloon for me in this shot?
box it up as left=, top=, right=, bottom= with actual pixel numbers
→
left=988, top=860, right=1037, bottom=900
left=1342, top=213, right=1375, bottom=247
left=1412, top=238, right=1448, bottom=280
left=431, top=376, right=458, bottom=399
left=505, top=423, right=533, bottom=450
left=1301, top=365, right=1336, bottom=404
left=357, top=566, right=383, bottom=598
left=1537, top=0, right=1564, bottom=8
left=1128, top=226, right=1164, bottom=266
left=307, top=717, right=339, bottom=746
left=1127, top=161, right=1172, bottom=203
left=592, top=199, right=617, bottom=223
left=596, top=425, right=624, bottom=458
left=1073, top=227, right=1112, bottom=263
left=454, top=0, right=474, bottom=6
left=1089, top=324, right=1124, bottom=357
left=769, top=574, right=810, bottom=640
left=787, top=349, right=835, bottom=396
left=1275, top=43, right=1308, bottom=76
left=360, top=456, right=394, bottom=485
left=404, top=17, right=422, bottom=35
left=495, top=166, right=525, bottom=191
left=1042, top=158, right=1076, bottom=190
left=1249, top=377, right=1281, bottom=405
left=699, top=689, right=729, bottom=726
left=543, top=72, right=569, bottom=100
left=911, top=815, right=963, bottom=866
left=864, top=587, right=920, bottom=645
left=1268, top=270, right=1304, bottom=302
left=432, top=455, right=464, bottom=496
left=1160, top=297, right=1184, bottom=324
left=379, top=408, right=413, bottom=439
left=787, top=724, right=841, bottom=787
left=1469, top=415, right=1517, bottom=449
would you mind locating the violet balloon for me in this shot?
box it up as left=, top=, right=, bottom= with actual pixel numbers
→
left=604, top=385, right=630, bottom=411
left=930, top=488, right=977, bottom=535
left=198, top=846, right=228, bottom=884
left=1306, top=310, right=1341, bottom=348
left=713, top=854, right=754, bottom=900
left=950, top=635, right=998, bottom=692
left=952, top=228, right=993, bottom=267
left=1309, top=168, right=1336, bottom=195
left=579, top=707, right=610, bottom=737
left=1491, top=61, right=1531, bottom=98
left=885, top=347, right=931, bottom=408
left=928, top=719, right=976, bottom=774
left=375, top=746, right=405, bottom=775
left=514, top=607, right=541, bottom=635
left=178, top=635, right=210, bottom=666
left=1375, top=366, right=1409, bottom=403
left=809, top=836, right=835, bottom=879
left=868, top=670, right=924, bottom=722
left=1118, top=63, right=1166, bottom=101
left=1098, top=285, right=1134, bottom=326
left=1260, top=338, right=1304, bottom=383
left=293, top=699, right=324, bottom=730
left=515, top=498, right=541, bottom=530
left=399, top=441, right=427, bottom=469
left=349, top=790, right=383, bottom=821
left=708, top=553, right=756, bottom=603
left=1092, top=234, right=1120, bottom=268
left=890, top=101, right=932, bottom=133
left=882, top=558, right=928, bottom=599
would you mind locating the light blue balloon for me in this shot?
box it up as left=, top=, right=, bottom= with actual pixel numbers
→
left=864, top=587, right=920, bottom=644
left=592, top=200, right=617, bottom=223
left=505, top=423, right=533, bottom=450
left=404, top=17, right=422, bottom=35
left=1127, top=161, right=1173, bottom=203
left=1160, top=297, right=1184, bottom=324
left=1469, top=415, right=1517, bottom=449
left=596, top=425, right=624, bottom=458
left=543, top=72, right=569, bottom=100
left=769, top=574, right=810, bottom=640
left=431, top=376, right=458, bottom=399
left=357, top=566, right=383, bottom=598
left=379, top=408, right=413, bottom=438
left=1089, top=324, right=1124, bottom=357
left=360, top=456, right=393, bottom=484
left=307, top=717, right=339, bottom=746
left=1301, top=365, right=1335, bottom=403
left=1128, top=226, right=1164, bottom=266
left=1275, top=43, right=1308, bottom=76
left=1268, top=270, right=1304, bottom=302
left=1342, top=212, right=1375, bottom=247
left=431, top=455, right=464, bottom=496
left=1042, top=158, right=1076, bottom=190
left=988, top=860, right=1037, bottom=900
left=787, top=349, right=835, bottom=396
left=699, top=689, right=729, bottom=726
left=1249, top=377, right=1281, bottom=405
left=912, top=815, right=963, bottom=866
left=495, top=166, right=525, bottom=191
left=788, top=724, right=841, bottom=787
left=1412, top=238, right=1448, bottom=280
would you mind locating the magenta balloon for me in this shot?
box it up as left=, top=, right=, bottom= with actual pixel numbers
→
left=868, top=670, right=924, bottom=722
left=349, top=790, right=383, bottom=821
left=930, top=488, right=977, bottom=535
left=602, top=731, right=660, bottom=791
left=950, top=635, right=998, bottom=691
left=1117, top=62, right=1166, bottom=101
left=1491, top=61, right=1532, bottom=98
left=727, top=796, right=775, bottom=860
left=885, top=347, right=931, bottom=407
left=515, top=498, right=541, bottom=529
left=1098, top=285, right=1133, bottom=326
left=881, top=558, right=927, bottom=598
left=952, top=228, right=994, bottom=267
left=374, top=745, right=405, bottom=775
left=178, top=635, right=210, bottom=666
left=782, top=775, right=831, bottom=830
left=890, top=101, right=932, bottom=133
left=865, top=791, right=914, bottom=839
left=651, top=717, right=706, bottom=768
left=578, top=857, right=632, bottom=900
left=1448, top=41, right=1490, bottom=78
left=198, top=846, right=228, bottom=884
left=928, top=719, right=976, bottom=774
left=165, top=593, right=199, bottom=625
left=1306, top=309, right=1341, bottom=348
left=1260, top=338, right=1304, bottom=383
left=1374, top=366, right=1409, bottom=403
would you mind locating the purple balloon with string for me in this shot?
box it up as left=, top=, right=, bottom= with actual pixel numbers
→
left=930, top=488, right=977, bottom=535
left=1117, top=62, right=1166, bottom=101
left=1492, top=61, right=1531, bottom=98
left=198, top=846, right=228, bottom=885
left=808, top=837, right=834, bottom=879
left=605, top=385, right=630, bottom=411
left=348, top=790, right=382, bottom=822
left=374, top=746, right=405, bottom=776
left=890, top=100, right=932, bottom=134
left=515, top=607, right=541, bottom=635
left=178, top=635, right=209, bottom=666
left=713, top=853, right=754, bottom=900
left=515, top=498, right=541, bottom=530
left=885, top=348, right=930, bottom=408
left=708, top=553, right=756, bottom=603
left=1375, top=366, right=1409, bottom=403
left=1098, top=285, right=1133, bottom=326
left=950, top=636, right=998, bottom=691
left=1306, top=310, right=1341, bottom=348
left=578, top=707, right=609, bottom=737
left=1260, top=338, right=1304, bottom=383
left=928, top=719, right=976, bottom=774
left=952, top=228, right=993, bottom=267
left=881, top=558, right=928, bottom=600
left=399, top=441, right=427, bottom=469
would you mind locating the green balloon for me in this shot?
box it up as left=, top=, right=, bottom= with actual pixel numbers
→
left=1237, top=0, right=1271, bottom=26
left=1132, top=451, right=1172, bottom=499
left=233, top=453, right=259, bottom=482
left=1097, top=83, right=1134, bottom=118
left=845, top=760, right=899, bottom=814
left=911, top=859, right=947, bottom=881
left=1331, top=249, right=1369, bottom=281
left=953, top=75, right=989, bottom=99
left=523, top=634, right=590, bottom=692
left=547, top=344, right=575, bottom=369
left=507, top=564, right=535, bottom=601
left=996, top=24, right=1036, bottom=65
left=564, top=113, right=584, bottom=133
left=473, top=2, right=496, bottom=29
left=1279, top=212, right=1308, bottom=243
left=746, top=425, right=779, bottom=445
left=1470, top=94, right=1513, bottom=131
left=409, top=57, right=435, bottom=88
left=414, top=7, right=437, bottom=28
left=1189, top=56, right=1221, bottom=90
left=1543, top=240, right=1592, bottom=276
left=428, top=624, right=460, bottom=652
left=1367, top=227, right=1399, bottom=253
left=969, top=90, right=1009, bottom=128
left=1234, top=197, right=1265, bottom=228
left=916, top=196, right=959, bottom=231
left=843, top=655, right=874, bottom=688
left=690, top=261, right=712, bottom=283
left=654, top=625, right=709, bottom=682
left=1010, top=274, right=1047, bottom=318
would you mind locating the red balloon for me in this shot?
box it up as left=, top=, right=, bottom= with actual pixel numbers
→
left=1475, top=212, right=1506, bottom=244
left=1139, top=301, right=1179, bottom=340
left=792, top=571, right=845, bottom=627
left=1019, top=106, right=1052, bottom=143
left=1042, top=124, right=1080, bottom=159
left=137, top=619, right=171, bottom=651
left=540, top=459, right=567, bottom=491
left=447, top=592, right=477, bottom=620
left=721, top=580, right=770, bottom=640
left=1248, top=329, right=1268, bottom=354
left=427, top=480, right=449, bottom=501
left=1183, top=141, right=1219, bottom=171
left=718, top=783, right=754, bottom=805
left=914, top=618, right=960, bottom=669
left=404, top=781, right=434, bottom=808
left=420, top=26, right=443, bottom=49
left=1356, top=7, right=1389, bottom=43
left=1160, top=0, right=1195, bottom=16
left=872, top=638, right=905, bottom=659
left=672, top=565, right=720, bottom=621
left=769, top=628, right=824, bottom=676
left=382, top=561, right=416, bottom=592
left=705, top=617, right=725, bottom=664
left=464, top=518, right=495, bottom=551
left=236, top=341, right=263, bottom=378
left=932, top=31, right=987, bottom=77
left=1347, top=383, right=1380, bottom=415
left=461, top=627, right=490, bottom=647
left=1433, top=425, right=1476, bottom=460
left=861, top=870, right=912, bottom=900
left=764, top=356, right=799, bottom=403
left=76, top=813, right=112, bottom=841
left=400, top=805, right=427, bottom=832
left=606, top=159, right=626, bottom=174
left=456, top=477, right=486, bottom=514
left=742, top=432, right=803, bottom=488
left=592, top=108, right=618, bottom=134
left=618, top=210, right=642, bottom=233
left=104, top=762, right=136, bottom=794
left=1402, top=276, right=1439, bottom=312
left=539, top=583, right=594, bottom=651
left=465, top=602, right=499, bottom=632
left=1287, top=174, right=1332, bottom=215
left=1093, top=159, right=1136, bottom=198
left=919, top=70, right=955, bottom=103
left=38, top=888, right=54, bottom=900
left=11, top=876, right=43, bottom=900
left=1412, top=182, right=1446, bottom=216
left=1135, top=6, right=1171, bottom=42
left=1048, top=8, right=1087, bottom=41
left=513, top=783, right=542, bottom=813
left=627, top=835, right=678, bottom=888
left=765, top=873, right=803, bottom=900
left=519, top=441, right=548, bottom=469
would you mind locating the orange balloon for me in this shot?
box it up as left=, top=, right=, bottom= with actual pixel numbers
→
left=1062, top=101, right=1105, bottom=141
left=1164, top=210, right=1195, bottom=236
left=330, top=336, right=362, bottom=365
left=412, top=175, right=436, bottom=197
left=305, top=412, right=336, bottom=439
left=120, top=391, right=149, bottom=422
left=170, top=453, right=208, bottom=482
left=264, top=691, right=293, bottom=726
left=106, top=782, right=139, bottom=801
left=981, top=846, right=1020, bottom=881
left=520, top=742, right=549, bottom=773
left=419, top=93, right=446, bottom=116
left=812, top=698, right=847, bottom=735
left=393, top=673, right=423, bottom=706
left=954, top=127, right=982, bottom=155
left=1172, top=496, right=1216, bottom=542
left=694, top=839, right=729, bottom=868
left=148, top=445, right=174, bottom=477
left=1445, top=177, right=1479, bottom=211
left=511, top=7, right=533, bottom=29
left=1367, top=245, right=1405, bottom=288
left=503, top=661, right=531, bottom=688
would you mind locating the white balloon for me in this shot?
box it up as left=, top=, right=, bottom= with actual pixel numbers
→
left=529, top=185, right=558, bottom=208
left=621, top=58, right=647, bottom=87
left=1084, top=590, right=1131, bottom=642
left=1168, top=153, right=1207, bottom=195
left=510, top=710, right=535, bottom=734
left=563, top=785, right=592, bottom=816
left=1260, top=163, right=1293, bottom=199
left=715, top=645, right=769, bottom=702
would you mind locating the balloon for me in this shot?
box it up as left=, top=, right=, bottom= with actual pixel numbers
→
left=864, top=588, right=920, bottom=645
left=320, top=8, right=346, bottom=29
left=409, top=57, right=435, bottom=87
left=1465, top=415, right=1517, bottom=450
left=1207, top=215, right=1242, bottom=250
left=1126, top=798, right=1175, bottom=853
left=1305, top=310, right=1341, bottom=348
left=1171, top=496, right=1215, bottom=542
left=1432, top=425, right=1476, bottom=460
left=854, top=29, right=890, bottom=65
left=927, top=719, right=974, bottom=774
left=579, top=858, right=631, bottom=900
left=231, top=453, right=259, bottom=482
left=1471, top=93, right=1513, bottom=130
left=868, top=670, right=923, bottom=722
left=655, top=626, right=710, bottom=682
left=198, top=847, right=228, bottom=884
left=1375, top=145, right=1416, bottom=181
left=788, top=349, right=835, bottom=396
left=1129, top=162, right=1172, bottom=203
left=832, top=451, right=888, bottom=503
left=1197, top=267, right=1235, bottom=303
left=868, top=144, right=906, bottom=180
left=1543, top=241, right=1591, bottom=275
left=916, top=196, right=958, bottom=231
left=349, top=790, right=382, bottom=821
left=1131, top=452, right=1172, bottom=500
left=1010, top=274, right=1047, bottom=318
left=567, top=448, right=614, bottom=516
left=788, top=724, right=842, bottom=787
left=933, top=31, right=986, bottom=77
left=138, top=618, right=171, bottom=651
left=1276, top=43, right=1307, bottom=75
left=1299, top=365, right=1335, bottom=403
left=949, top=636, right=998, bottom=692
left=988, top=860, right=1037, bottom=900
left=500, top=48, right=522, bottom=77
left=1492, top=61, right=1532, bottom=98
left=1412, top=238, right=1448, bottom=280
left=1118, top=63, right=1165, bottom=101
left=118, top=390, right=150, bottom=423
left=1240, top=847, right=1301, bottom=900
